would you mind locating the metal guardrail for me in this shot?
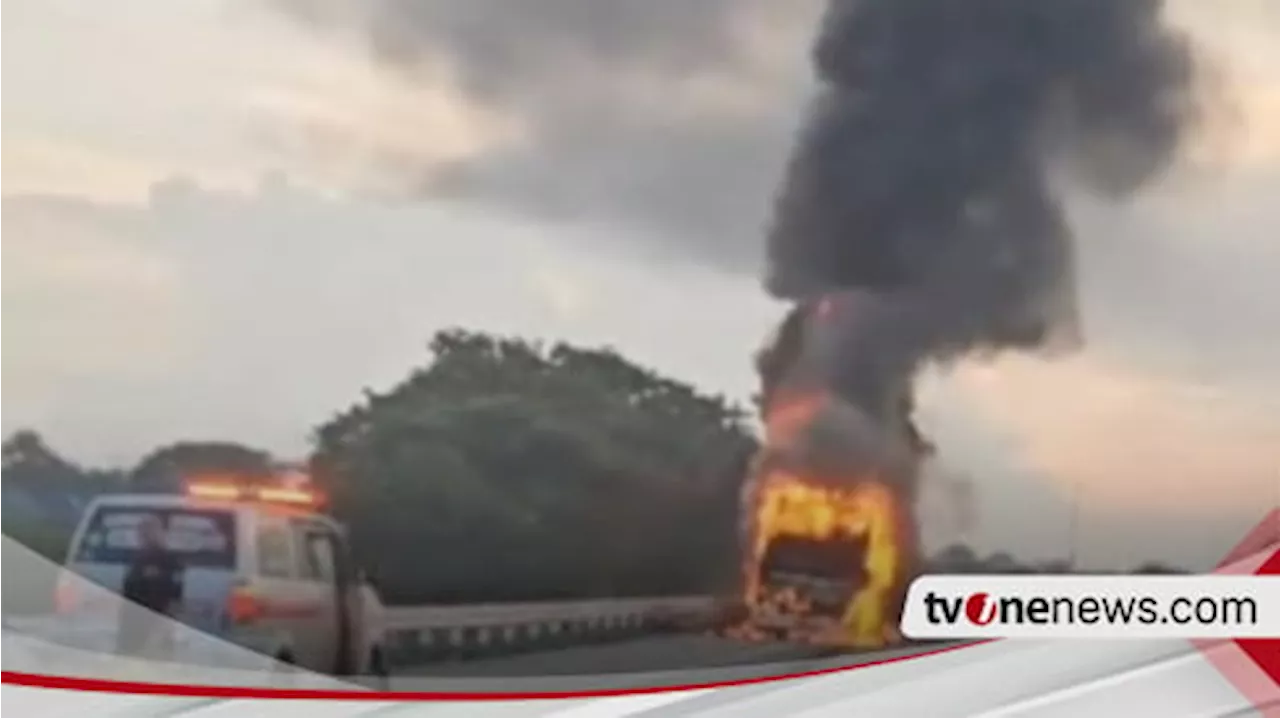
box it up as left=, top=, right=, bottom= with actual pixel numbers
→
left=383, top=595, right=735, bottom=664
left=4, top=597, right=740, bottom=667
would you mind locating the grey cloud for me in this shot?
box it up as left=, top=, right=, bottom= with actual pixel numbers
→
left=272, top=0, right=816, bottom=269
left=1070, top=178, right=1280, bottom=395
left=279, top=0, right=799, bottom=102
left=421, top=117, right=798, bottom=273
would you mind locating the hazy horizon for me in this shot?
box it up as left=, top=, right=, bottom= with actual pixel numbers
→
left=4, top=0, right=1277, bottom=572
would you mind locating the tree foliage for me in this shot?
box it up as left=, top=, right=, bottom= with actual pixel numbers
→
left=2, top=430, right=107, bottom=490
left=1, top=430, right=123, bottom=562
left=925, top=543, right=1189, bottom=575
left=309, top=329, right=758, bottom=603
left=130, top=441, right=275, bottom=492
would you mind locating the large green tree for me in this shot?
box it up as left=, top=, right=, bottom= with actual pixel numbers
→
left=130, top=441, right=275, bottom=492
left=310, top=329, right=758, bottom=604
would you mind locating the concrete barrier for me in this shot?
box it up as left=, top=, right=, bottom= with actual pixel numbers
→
left=383, top=595, right=732, bottom=665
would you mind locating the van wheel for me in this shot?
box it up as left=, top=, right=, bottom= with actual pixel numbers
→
left=271, top=650, right=297, bottom=687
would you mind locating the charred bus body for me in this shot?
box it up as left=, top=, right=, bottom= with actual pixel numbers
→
left=737, top=294, right=927, bottom=646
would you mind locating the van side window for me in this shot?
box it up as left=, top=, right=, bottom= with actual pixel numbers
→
left=305, top=534, right=337, bottom=584
left=291, top=520, right=337, bottom=583
left=256, top=519, right=294, bottom=578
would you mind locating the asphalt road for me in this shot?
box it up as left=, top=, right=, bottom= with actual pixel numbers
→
left=392, top=633, right=954, bottom=688
left=8, top=608, right=957, bottom=692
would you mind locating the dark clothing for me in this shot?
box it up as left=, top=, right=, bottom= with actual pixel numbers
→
left=122, top=547, right=183, bottom=612
left=117, top=547, right=184, bottom=656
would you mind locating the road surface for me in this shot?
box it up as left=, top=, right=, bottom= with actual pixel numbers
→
left=7, top=612, right=957, bottom=692
left=388, top=634, right=957, bottom=692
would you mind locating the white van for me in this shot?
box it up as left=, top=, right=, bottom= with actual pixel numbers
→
left=57, top=484, right=390, bottom=678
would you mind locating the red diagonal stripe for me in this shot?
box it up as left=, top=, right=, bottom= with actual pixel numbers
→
left=1217, top=509, right=1280, bottom=569
left=1202, top=512, right=1280, bottom=713
left=1236, top=548, right=1280, bottom=687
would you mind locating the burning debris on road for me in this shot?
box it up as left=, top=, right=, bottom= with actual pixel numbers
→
left=729, top=0, right=1204, bottom=649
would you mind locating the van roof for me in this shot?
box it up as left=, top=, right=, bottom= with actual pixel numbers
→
left=83, top=493, right=337, bottom=525
left=87, top=493, right=228, bottom=509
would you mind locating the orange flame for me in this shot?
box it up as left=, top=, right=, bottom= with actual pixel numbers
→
left=744, top=474, right=905, bottom=648
left=732, top=394, right=912, bottom=649
left=764, top=393, right=828, bottom=443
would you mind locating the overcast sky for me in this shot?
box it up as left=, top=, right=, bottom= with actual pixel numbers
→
left=3, top=0, right=1277, bottom=570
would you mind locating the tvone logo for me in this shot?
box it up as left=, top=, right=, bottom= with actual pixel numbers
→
left=921, top=590, right=1007, bottom=626
left=964, top=592, right=998, bottom=625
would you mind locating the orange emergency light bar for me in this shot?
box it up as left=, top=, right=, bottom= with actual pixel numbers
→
left=185, top=481, right=323, bottom=508
left=254, top=486, right=319, bottom=506
left=187, top=482, right=242, bottom=501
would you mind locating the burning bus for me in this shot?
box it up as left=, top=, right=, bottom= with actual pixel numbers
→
left=724, top=0, right=1197, bottom=653
left=732, top=293, right=932, bottom=649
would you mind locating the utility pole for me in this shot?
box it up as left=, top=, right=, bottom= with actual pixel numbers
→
left=1066, top=479, right=1081, bottom=572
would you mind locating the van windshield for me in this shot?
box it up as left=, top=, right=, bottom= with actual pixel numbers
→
left=74, top=506, right=237, bottom=569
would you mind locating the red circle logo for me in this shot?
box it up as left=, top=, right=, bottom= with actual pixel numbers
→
left=965, top=592, right=997, bottom=625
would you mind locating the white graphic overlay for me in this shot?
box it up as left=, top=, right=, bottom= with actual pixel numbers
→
left=901, top=575, right=1280, bottom=639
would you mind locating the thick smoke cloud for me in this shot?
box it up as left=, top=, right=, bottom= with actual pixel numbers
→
left=756, top=0, right=1204, bottom=504
left=769, top=0, right=1202, bottom=360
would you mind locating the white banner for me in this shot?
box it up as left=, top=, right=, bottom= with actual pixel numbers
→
left=900, top=575, right=1280, bottom=639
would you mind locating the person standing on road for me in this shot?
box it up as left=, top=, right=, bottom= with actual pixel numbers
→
left=116, top=514, right=184, bottom=660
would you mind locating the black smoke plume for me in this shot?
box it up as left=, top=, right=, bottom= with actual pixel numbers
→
left=758, top=0, right=1203, bottom=479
